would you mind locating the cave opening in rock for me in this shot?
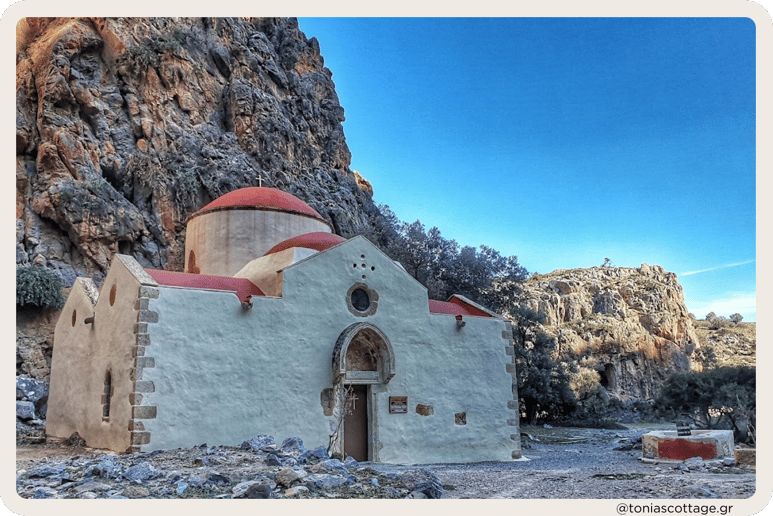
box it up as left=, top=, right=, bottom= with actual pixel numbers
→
left=600, top=363, right=616, bottom=391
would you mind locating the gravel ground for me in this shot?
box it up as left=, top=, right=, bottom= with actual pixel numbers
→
left=15, top=424, right=756, bottom=499
left=366, top=425, right=756, bottom=499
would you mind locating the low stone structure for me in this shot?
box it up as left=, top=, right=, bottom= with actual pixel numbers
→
left=641, top=430, right=734, bottom=461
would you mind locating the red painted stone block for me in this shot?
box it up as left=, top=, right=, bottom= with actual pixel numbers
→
left=658, top=439, right=717, bottom=460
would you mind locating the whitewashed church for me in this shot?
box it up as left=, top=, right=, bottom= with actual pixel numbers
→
left=46, top=187, right=521, bottom=464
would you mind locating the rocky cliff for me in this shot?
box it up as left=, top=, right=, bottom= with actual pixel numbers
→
left=16, top=17, right=378, bottom=287
left=518, top=264, right=702, bottom=402
left=16, top=18, right=732, bottom=418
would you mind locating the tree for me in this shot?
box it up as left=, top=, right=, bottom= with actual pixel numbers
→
left=730, top=313, right=743, bottom=324
left=655, top=366, right=755, bottom=443
left=511, top=306, right=576, bottom=424
left=444, top=244, right=527, bottom=306
left=16, top=266, right=65, bottom=309
left=363, top=206, right=528, bottom=306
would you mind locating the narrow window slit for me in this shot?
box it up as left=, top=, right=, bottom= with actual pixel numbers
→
left=102, top=370, right=112, bottom=422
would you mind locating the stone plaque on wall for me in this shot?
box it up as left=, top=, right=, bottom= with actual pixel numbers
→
left=389, top=396, right=407, bottom=414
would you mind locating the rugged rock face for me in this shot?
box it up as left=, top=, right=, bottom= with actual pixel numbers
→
left=16, top=17, right=382, bottom=383
left=693, top=320, right=756, bottom=369
left=16, top=17, right=379, bottom=287
left=16, top=309, right=58, bottom=380
left=519, top=264, right=702, bottom=401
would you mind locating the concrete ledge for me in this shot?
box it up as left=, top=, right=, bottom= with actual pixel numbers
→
left=642, top=430, right=734, bottom=460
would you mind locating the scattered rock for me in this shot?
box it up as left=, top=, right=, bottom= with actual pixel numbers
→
left=64, top=432, right=86, bottom=446
left=16, top=401, right=35, bottom=420
left=683, top=457, right=705, bottom=470
left=240, top=483, right=274, bottom=499
left=399, top=469, right=444, bottom=499
left=275, top=467, right=308, bottom=487
left=685, top=485, right=718, bottom=498
left=122, top=485, right=150, bottom=498
left=232, top=480, right=264, bottom=498
left=300, top=445, right=330, bottom=463
left=28, top=464, right=66, bottom=478
left=175, top=481, right=189, bottom=496
left=32, top=487, right=58, bottom=499
left=74, top=481, right=112, bottom=494
left=241, top=435, right=276, bottom=452
left=613, top=439, right=635, bottom=451
left=304, top=473, right=349, bottom=490
left=123, top=462, right=158, bottom=482
left=285, top=485, right=309, bottom=497
left=280, top=436, right=308, bottom=458
left=16, top=375, right=49, bottom=407
left=311, top=458, right=349, bottom=476
left=85, top=456, right=123, bottom=479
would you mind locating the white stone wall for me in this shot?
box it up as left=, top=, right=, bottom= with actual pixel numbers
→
left=142, top=238, right=517, bottom=463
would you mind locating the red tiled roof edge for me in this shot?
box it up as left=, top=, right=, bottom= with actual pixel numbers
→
left=447, top=296, right=493, bottom=317
left=144, top=270, right=264, bottom=304
left=429, top=297, right=495, bottom=317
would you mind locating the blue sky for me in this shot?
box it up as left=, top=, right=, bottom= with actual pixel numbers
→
left=297, top=17, right=757, bottom=322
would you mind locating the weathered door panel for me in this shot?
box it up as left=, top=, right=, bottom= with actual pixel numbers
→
left=344, top=385, right=368, bottom=461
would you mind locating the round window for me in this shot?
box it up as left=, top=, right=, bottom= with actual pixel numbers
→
left=351, top=288, right=370, bottom=312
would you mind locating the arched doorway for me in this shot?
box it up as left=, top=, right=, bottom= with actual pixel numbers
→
left=331, top=323, right=395, bottom=462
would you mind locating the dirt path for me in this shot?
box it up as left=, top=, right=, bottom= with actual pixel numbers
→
left=368, top=425, right=756, bottom=499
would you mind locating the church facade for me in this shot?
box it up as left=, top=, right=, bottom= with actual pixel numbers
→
left=46, top=188, right=522, bottom=464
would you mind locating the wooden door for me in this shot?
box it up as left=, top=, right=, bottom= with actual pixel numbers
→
left=344, top=384, right=368, bottom=461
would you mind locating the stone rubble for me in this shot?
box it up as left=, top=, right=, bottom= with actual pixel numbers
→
left=16, top=435, right=443, bottom=499
left=16, top=426, right=756, bottom=499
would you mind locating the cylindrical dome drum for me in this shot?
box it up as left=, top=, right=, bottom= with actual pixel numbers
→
left=184, top=187, right=332, bottom=277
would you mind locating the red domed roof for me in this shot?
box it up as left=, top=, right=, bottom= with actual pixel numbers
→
left=264, top=232, right=346, bottom=256
left=187, top=187, right=329, bottom=225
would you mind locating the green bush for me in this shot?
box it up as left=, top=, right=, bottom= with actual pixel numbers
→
left=124, top=28, right=186, bottom=76
left=16, top=266, right=65, bottom=309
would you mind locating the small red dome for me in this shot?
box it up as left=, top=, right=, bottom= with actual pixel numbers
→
left=264, top=232, right=346, bottom=256
left=188, top=187, right=328, bottom=224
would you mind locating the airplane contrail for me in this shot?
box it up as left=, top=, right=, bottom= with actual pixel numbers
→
left=680, top=259, right=755, bottom=277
